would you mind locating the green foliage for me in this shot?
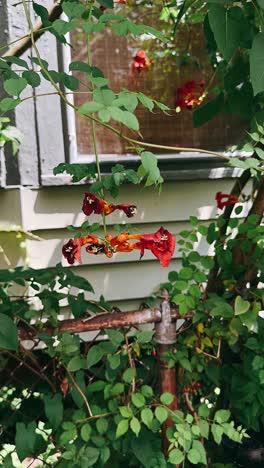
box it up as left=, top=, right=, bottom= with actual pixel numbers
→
left=1, top=0, right=264, bottom=466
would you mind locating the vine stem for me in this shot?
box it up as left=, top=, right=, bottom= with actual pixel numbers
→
left=65, top=367, right=93, bottom=417
left=86, top=1, right=107, bottom=236
left=20, top=0, right=232, bottom=164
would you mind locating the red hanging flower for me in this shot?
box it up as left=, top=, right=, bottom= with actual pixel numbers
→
left=63, top=228, right=175, bottom=267
left=62, top=235, right=99, bottom=264
left=62, top=238, right=83, bottom=264
left=82, top=192, right=137, bottom=218
left=135, top=227, right=176, bottom=267
left=215, top=191, right=239, bottom=210
left=175, top=80, right=205, bottom=112
left=82, top=192, right=107, bottom=216
left=132, top=50, right=152, bottom=74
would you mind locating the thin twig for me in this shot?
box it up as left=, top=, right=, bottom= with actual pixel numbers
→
left=65, top=367, right=93, bottom=417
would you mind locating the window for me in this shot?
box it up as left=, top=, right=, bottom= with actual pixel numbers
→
left=68, top=8, right=245, bottom=164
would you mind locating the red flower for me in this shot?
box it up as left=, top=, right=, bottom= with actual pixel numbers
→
left=135, top=227, right=176, bottom=267
left=112, top=204, right=137, bottom=218
left=62, top=235, right=99, bottom=264
left=175, top=80, right=205, bottom=111
left=215, top=191, right=239, bottom=210
left=82, top=192, right=137, bottom=218
left=62, top=238, right=83, bottom=264
left=132, top=50, right=152, bottom=74
left=82, top=192, right=107, bottom=216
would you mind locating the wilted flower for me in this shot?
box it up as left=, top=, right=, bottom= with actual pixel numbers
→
left=215, top=191, right=239, bottom=210
left=132, top=50, right=152, bottom=74
left=175, top=80, right=205, bottom=112
left=62, top=238, right=83, bottom=264
left=82, top=192, right=137, bottom=218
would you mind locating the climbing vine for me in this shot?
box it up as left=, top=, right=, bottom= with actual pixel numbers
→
left=0, top=0, right=264, bottom=467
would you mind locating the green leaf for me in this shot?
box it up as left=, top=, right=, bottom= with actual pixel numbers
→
left=94, top=89, right=115, bottom=106
left=44, top=394, right=63, bottom=430
left=87, top=344, right=104, bottom=368
left=67, top=355, right=86, bottom=371
left=179, top=267, right=193, bottom=280
left=22, top=70, right=41, bottom=87
left=137, top=92, right=154, bottom=111
left=130, top=417, right=141, bottom=436
left=212, top=423, right=224, bottom=444
left=169, top=449, right=184, bottom=465
left=192, top=440, right=207, bottom=465
left=96, top=418, right=109, bottom=434
left=33, top=2, right=50, bottom=23
left=137, top=330, right=154, bottom=343
left=2, top=56, right=28, bottom=69
left=214, top=409, right=231, bottom=424
left=250, top=33, right=264, bottom=96
left=132, top=392, right=146, bottom=408
left=208, top=5, right=244, bottom=61
left=234, top=296, right=250, bottom=316
left=15, top=422, right=37, bottom=461
left=256, top=147, right=264, bottom=160
left=0, top=98, right=21, bottom=112
left=0, top=313, right=18, bottom=351
left=122, top=368, right=135, bottom=383
left=79, top=101, right=105, bottom=115
left=108, top=354, right=120, bottom=370
left=160, top=392, right=174, bottom=405
left=155, top=406, right=168, bottom=424
left=83, top=447, right=100, bottom=466
left=119, top=406, right=133, bottom=418
left=62, top=1, right=86, bottom=19
left=69, top=61, right=92, bottom=72
left=52, top=19, right=78, bottom=35
left=81, top=423, right=92, bottom=442
left=198, top=419, right=209, bottom=439
left=116, top=419, right=129, bottom=438
left=141, top=408, right=153, bottom=429
left=257, top=0, right=264, bottom=7
left=187, top=448, right=201, bottom=464
left=106, top=328, right=124, bottom=345
left=193, top=93, right=224, bottom=127
left=120, top=111, right=139, bottom=131
left=4, top=77, right=27, bottom=97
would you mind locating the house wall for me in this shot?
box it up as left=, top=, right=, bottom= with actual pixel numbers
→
left=0, top=176, right=249, bottom=311
left=0, top=0, right=249, bottom=312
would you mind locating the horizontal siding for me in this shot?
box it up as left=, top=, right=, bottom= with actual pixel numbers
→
left=18, top=179, right=249, bottom=231
left=0, top=178, right=251, bottom=305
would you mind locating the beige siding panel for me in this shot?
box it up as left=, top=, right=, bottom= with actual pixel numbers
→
left=68, top=259, right=182, bottom=302
left=0, top=233, right=25, bottom=268
left=19, top=179, right=240, bottom=231
left=0, top=189, right=22, bottom=227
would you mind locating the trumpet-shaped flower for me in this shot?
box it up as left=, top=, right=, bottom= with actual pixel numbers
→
left=215, top=191, right=239, bottom=210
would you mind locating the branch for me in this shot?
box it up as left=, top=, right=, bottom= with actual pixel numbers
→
left=234, top=176, right=264, bottom=289
left=18, top=307, right=194, bottom=340
left=206, top=169, right=251, bottom=293
left=2, top=1, right=62, bottom=59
